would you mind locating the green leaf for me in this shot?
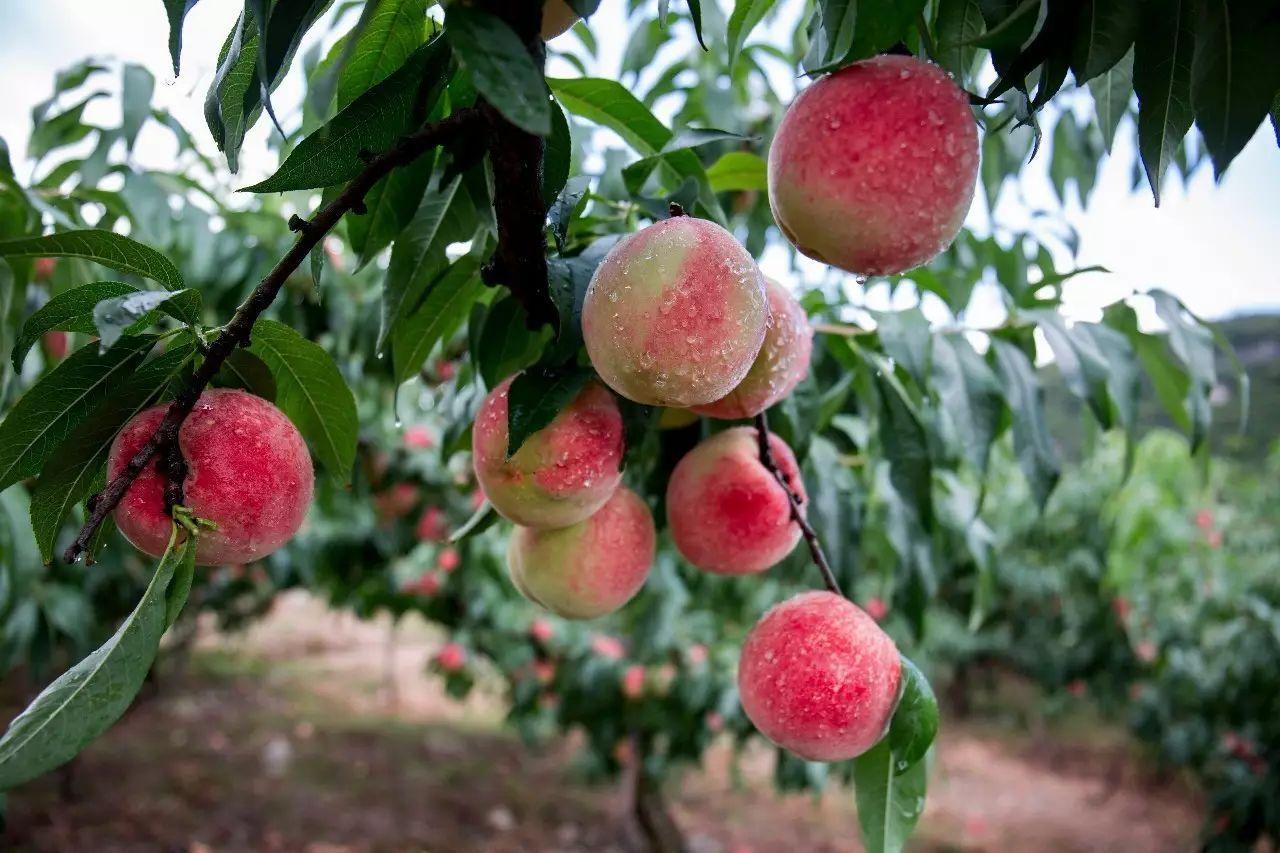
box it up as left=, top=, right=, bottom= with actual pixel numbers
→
left=1069, top=0, right=1139, bottom=84
left=548, top=77, right=726, bottom=222
left=542, top=98, right=572, bottom=207
left=204, top=11, right=261, bottom=172
left=381, top=170, right=469, bottom=349
left=853, top=738, right=929, bottom=853
left=934, top=0, right=984, bottom=83
left=873, top=308, right=932, bottom=387
left=0, top=335, right=157, bottom=493
left=390, top=256, right=486, bottom=386
left=705, top=150, right=766, bottom=192
left=621, top=128, right=750, bottom=197
left=446, top=6, right=551, bottom=136
left=1028, top=309, right=1115, bottom=426
left=0, top=230, right=184, bottom=291
left=252, top=0, right=331, bottom=134
left=92, top=289, right=201, bottom=349
left=931, top=333, right=1003, bottom=473
left=505, top=365, right=594, bottom=459
left=29, top=343, right=197, bottom=563
left=349, top=154, right=436, bottom=269
left=1087, top=47, right=1133, bottom=153
left=1150, top=289, right=1216, bottom=450
left=803, top=0, right=857, bottom=72
left=11, top=281, right=138, bottom=371
left=1132, top=0, right=1195, bottom=205
left=164, top=539, right=197, bottom=629
left=475, top=296, right=552, bottom=389
left=874, top=369, right=932, bottom=527
left=243, top=38, right=452, bottom=193
left=726, top=0, right=778, bottom=71
left=336, top=0, right=428, bottom=111
left=213, top=348, right=277, bottom=401
left=28, top=93, right=105, bottom=162
left=448, top=500, right=497, bottom=544
left=888, top=656, right=939, bottom=773
left=163, top=0, right=202, bottom=75
left=248, top=319, right=358, bottom=482
left=990, top=338, right=1059, bottom=508
left=1103, top=301, right=1191, bottom=434
left=121, top=64, right=155, bottom=151
left=0, top=529, right=192, bottom=790
left=1188, top=0, right=1280, bottom=179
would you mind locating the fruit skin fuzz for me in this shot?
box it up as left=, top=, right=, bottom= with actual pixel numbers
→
left=738, top=591, right=902, bottom=761
left=666, top=426, right=805, bottom=575
left=108, top=389, right=314, bottom=566
left=472, top=374, right=624, bottom=530
left=507, top=487, right=656, bottom=620
left=768, top=54, right=979, bottom=276
left=691, top=276, right=813, bottom=420
left=582, top=216, right=768, bottom=408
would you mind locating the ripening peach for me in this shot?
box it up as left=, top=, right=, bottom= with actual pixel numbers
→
left=108, top=389, right=314, bottom=566
left=472, top=374, right=623, bottom=529
left=436, top=642, right=467, bottom=672
left=666, top=427, right=804, bottom=575
left=416, top=506, right=447, bottom=542
left=738, top=592, right=901, bottom=761
left=582, top=216, right=768, bottom=407
left=691, top=277, right=812, bottom=419
left=768, top=54, right=979, bottom=276
left=507, top=487, right=655, bottom=619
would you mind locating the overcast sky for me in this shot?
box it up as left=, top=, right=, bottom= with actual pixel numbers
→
left=0, top=0, right=1276, bottom=329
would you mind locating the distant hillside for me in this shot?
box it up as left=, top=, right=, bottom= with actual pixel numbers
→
left=1043, top=311, right=1280, bottom=462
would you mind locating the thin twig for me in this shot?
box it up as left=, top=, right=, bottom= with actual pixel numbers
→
left=62, top=108, right=484, bottom=564
left=754, top=411, right=842, bottom=596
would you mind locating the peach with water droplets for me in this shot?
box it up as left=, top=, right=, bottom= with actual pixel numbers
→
left=738, top=591, right=901, bottom=761
left=691, top=277, right=812, bottom=419
left=507, top=487, right=655, bottom=620
left=108, top=389, right=314, bottom=566
left=472, top=374, right=624, bottom=529
left=665, top=426, right=804, bottom=575
left=582, top=216, right=768, bottom=407
left=768, top=54, right=979, bottom=276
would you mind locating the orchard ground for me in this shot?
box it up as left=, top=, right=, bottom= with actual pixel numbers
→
left=2, top=594, right=1200, bottom=852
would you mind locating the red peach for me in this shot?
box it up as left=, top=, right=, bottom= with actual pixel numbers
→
left=768, top=55, right=979, bottom=276
left=738, top=592, right=901, bottom=761
left=405, top=570, right=442, bottom=597
left=687, top=644, right=709, bottom=666
left=705, top=711, right=725, bottom=732
left=1194, top=509, right=1213, bottom=530
left=665, top=426, right=804, bottom=575
left=437, top=546, right=460, bottom=572
left=436, top=642, right=467, bottom=672
left=533, top=660, right=556, bottom=684
left=473, top=375, right=624, bottom=529
left=42, top=330, right=69, bottom=362
left=33, top=257, right=56, bottom=282
left=108, top=389, right=313, bottom=566
left=864, top=597, right=889, bottom=621
left=508, top=487, right=655, bottom=619
left=591, top=634, right=626, bottom=660
left=529, top=617, right=555, bottom=643
left=375, top=482, right=419, bottom=521
left=582, top=216, right=768, bottom=407
left=403, top=425, right=434, bottom=450
left=416, top=506, right=448, bottom=542
left=622, top=665, right=646, bottom=699
left=691, top=277, right=812, bottom=419
left=436, top=360, right=457, bottom=381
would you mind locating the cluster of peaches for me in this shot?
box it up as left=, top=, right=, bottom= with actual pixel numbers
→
left=104, top=53, right=977, bottom=764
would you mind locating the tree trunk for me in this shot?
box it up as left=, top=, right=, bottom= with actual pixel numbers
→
left=631, top=761, right=685, bottom=853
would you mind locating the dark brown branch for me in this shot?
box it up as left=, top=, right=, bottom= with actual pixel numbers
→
left=754, top=411, right=842, bottom=596
left=475, top=0, right=557, bottom=330
left=63, top=108, right=484, bottom=564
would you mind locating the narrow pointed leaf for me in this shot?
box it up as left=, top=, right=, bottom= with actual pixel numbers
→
left=0, top=230, right=183, bottom=290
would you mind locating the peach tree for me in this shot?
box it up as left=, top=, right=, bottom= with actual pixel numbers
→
left=0, top=0, right=1272, bottom=850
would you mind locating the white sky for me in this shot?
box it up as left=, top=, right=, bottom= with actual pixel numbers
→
left=0, top=0, right=1276, bottom=328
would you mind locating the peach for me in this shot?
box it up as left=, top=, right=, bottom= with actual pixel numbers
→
left=738, top=591, right=901, bottom=761
left=416, top=505, right=447, bottom=542
left=436, top=642, right=467, bottom=672
left=582, top=216, right=768, bottom=407
left=472, top=374, right=623, bottom=529
left=665, top=426, right=804, bottom=574
left=691, top=277, right=812, bottom=419
left=507, top=487, right=655, bottom=620
left=108, top=389, right=314, bottom=566
left=768, top=54, right=979, bottom=276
